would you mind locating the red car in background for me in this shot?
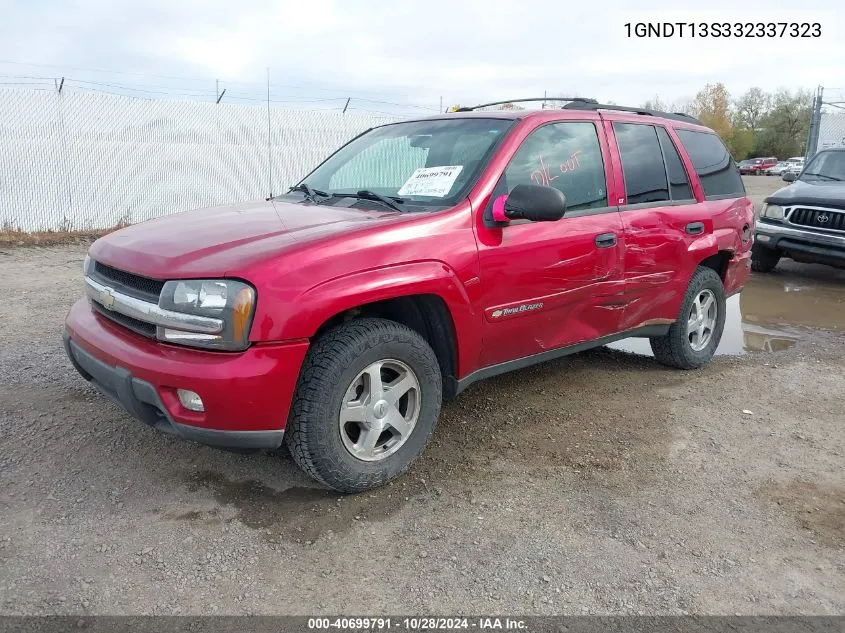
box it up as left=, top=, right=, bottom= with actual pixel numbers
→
left=739, top=156, right=778, bottom=175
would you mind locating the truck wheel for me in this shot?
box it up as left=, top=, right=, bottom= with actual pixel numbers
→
left=751, top=244, right=780, bottom=272
left=285, top=318, right=442, bottom=493
left=649, top=267, right=726, bottom=370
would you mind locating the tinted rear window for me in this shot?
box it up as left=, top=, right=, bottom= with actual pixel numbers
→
left=656, top=127, right=692, bottom=200
left=675, top=129, right=745, bottom=198
left=613, top=123, right=669, bottom=204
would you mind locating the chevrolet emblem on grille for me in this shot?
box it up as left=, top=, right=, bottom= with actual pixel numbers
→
left=99, top=288, right=116, bottom=309
left=817, top=214, right=830, bottom=224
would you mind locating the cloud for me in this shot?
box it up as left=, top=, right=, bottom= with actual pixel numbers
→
left=2, top=0, right=844, bottom=111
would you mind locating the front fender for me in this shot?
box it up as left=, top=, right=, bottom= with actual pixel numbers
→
left=252, top=260, right=481, bottom=378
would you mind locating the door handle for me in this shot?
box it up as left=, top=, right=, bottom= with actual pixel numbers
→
left=685, top=222, right=705, bottom=235
left=595, top=232, right=617, bottom=248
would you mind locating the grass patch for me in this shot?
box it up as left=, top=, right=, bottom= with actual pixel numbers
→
left=0, top=222, right=130, bottom=248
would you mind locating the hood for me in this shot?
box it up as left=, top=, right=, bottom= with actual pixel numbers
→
left=765, top=179, right=845, bottom=210
left=89, top=199, right=401, bottom=279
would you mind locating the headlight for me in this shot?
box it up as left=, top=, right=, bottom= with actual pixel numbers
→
left=157, top=279, right=256, bottom=351
left=83, top=255, right=92, bottom=275
left=762, top=204, right=784, bottom=220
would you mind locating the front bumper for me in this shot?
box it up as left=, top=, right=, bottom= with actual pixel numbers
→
left=755, top=221, right=845, bottom=263
left=63, top=298, right=310, bottom=451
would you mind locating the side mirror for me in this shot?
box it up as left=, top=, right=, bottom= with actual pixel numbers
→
left=783, top=172, right=797, bottom=182
left=492, top=184, right=567, bottom=223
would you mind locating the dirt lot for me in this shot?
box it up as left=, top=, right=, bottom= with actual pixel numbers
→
left=1, top=176, right=843, bottom=615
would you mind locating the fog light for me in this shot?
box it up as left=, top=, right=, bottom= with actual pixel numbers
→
left=177, top=389, right=204, bottom=412
left=757, top=234, right=770, bottom=242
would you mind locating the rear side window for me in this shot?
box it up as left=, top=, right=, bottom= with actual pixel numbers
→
left=613, top=123, right=669, bottom=204
left=656, top=127, right=693, bottom=200
left=675, top=129, right=745, bottom=198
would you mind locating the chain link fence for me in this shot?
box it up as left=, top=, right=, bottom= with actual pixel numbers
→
left=0, top=88, right=400, bottom=232
left=817, top=111, right=845, bottom=152
left=805, top=87, right=845, bottom=161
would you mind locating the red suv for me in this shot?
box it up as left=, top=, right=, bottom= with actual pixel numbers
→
left=64, top=98, right=754, bottom=492
left=739, top=156, right=778, bottom=175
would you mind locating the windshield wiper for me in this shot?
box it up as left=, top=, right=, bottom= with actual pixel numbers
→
left=287, top=183, right=330, bottom=203
left=335, top=190, right=406, bottom=212
left=801, top=172, right=842, bottom=181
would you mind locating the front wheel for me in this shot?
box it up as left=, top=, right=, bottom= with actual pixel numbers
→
left=649, top=267, right=727, bottom=370
left=285, top=318, right=442, bottom=493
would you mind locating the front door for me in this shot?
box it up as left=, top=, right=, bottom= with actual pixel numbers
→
left=475, top=119, right=625, bottom=368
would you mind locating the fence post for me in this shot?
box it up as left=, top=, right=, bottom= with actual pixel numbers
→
left=805, top=85, right=823, bottom=161
left=266, top=67, right=273, bottom=198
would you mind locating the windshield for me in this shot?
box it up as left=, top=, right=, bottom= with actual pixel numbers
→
left=291, top=118, right=514, bottom=209
left=801, top=151, right=845, bottom=181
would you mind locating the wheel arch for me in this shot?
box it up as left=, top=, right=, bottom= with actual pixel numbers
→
left=697, top=249, right=733, bottom=281
left=313, top=293, right=461, bottom=398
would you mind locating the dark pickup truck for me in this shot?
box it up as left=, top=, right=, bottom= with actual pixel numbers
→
left=753, top=148, right=845, bottom=272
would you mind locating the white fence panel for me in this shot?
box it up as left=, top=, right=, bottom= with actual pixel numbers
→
left=817, top=112, right=845, bottom=152
left=0, top=89, right=399, bottom=231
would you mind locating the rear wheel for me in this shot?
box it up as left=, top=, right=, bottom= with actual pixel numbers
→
left=285, top=318, right=442, bottom=493
left=751, top=244, right=780, bottom=272
left=650, top=267, right=726, bottom=370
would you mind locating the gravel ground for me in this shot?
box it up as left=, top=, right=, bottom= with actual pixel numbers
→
left=1, top=176, right=843, bottom=615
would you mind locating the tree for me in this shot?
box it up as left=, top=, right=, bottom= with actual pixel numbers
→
left=642, top=95, right=667, bottom=111
left=671, top=98, right=695, bottom=115
left=756, top=89, right=813, bottom=158
left=690, top=83, right=732, bottom=140
left=726, top=126, right=755, bottom=160
left=735, top=87, right=771, bottom=133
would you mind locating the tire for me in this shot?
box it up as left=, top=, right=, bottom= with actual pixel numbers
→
left=285, top=317, right=442, bottom=493
left=649, top=267, right=726, bottom=370
left=751, top=244, right=780, bottom=273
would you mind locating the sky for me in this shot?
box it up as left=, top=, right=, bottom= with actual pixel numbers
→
left=1, top=0, right=844, bottom=115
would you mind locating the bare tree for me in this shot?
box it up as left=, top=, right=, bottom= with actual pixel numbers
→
left=642, top=95, right=668, bottom=111
left=735, top=87, right=772, bottom=133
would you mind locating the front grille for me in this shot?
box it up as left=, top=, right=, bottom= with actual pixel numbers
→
left=92, top=261, right=165, bottom=301
left=91, top=301, right=157, bottom=338
left=788, top=207, right=845, bottom=233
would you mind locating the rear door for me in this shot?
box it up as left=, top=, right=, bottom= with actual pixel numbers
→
left=604, top=119, right=706, bottom=331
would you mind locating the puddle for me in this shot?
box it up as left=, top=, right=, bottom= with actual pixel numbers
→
left=609, top=268, right=845, bottom=357
left=181, top=470, right=412, bottom=542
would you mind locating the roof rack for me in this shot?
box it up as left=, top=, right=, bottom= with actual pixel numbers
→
left=454, top=97, right=597, bottom=112
left=561, top=101, right=702, bottom=125
left=452, top=97, right=703, bottom=125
